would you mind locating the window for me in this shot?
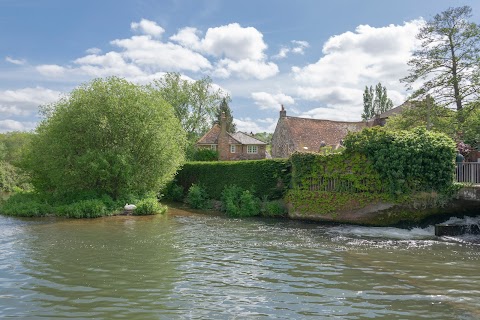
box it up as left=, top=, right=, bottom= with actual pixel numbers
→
left=230, top=145, right=236, bottom=153
left=210, top=144, right=217, bottom=151
left=247, top=145, right=258, bottom=154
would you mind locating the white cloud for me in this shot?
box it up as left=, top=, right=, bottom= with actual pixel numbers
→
left=86, top=47, right=102, bottom=55
left=0, top=120, right=37, bottom=133
left=171, top=23, right=278, bottom=79
left=0, top=87, right=62, bottom=106
left=5, top=56, right=26, bottom=65
left=214, top=58, right=278, bottom=79
left=251, top=92, right=295, bottom=110
left=234, top=117, right=277, bottom=133
left=131, top=19, right=165, bottom=38
left=0, top=87, right=61, bottom=119
left=111, top=35, right=212, bottom=72
left=273, top=40, right=310, bottom=59
left=290, top=20, right=423, bottom=120
left=36, top=64, right=67, bottom=77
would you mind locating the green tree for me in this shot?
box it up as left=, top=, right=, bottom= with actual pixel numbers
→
left=385, top=97, right=456, bottom=136
left=215, top=97, right=236, bottom=133
left=22, top=77, right=186, bottom=199
left=153, top=72, right=229, bottom=141
left=401, top=6, right=480, bottom=115
left=362, top=83, right=393, bottom=120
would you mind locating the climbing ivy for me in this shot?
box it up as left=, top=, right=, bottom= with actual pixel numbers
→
left=343, top=127, right=456, bottom=195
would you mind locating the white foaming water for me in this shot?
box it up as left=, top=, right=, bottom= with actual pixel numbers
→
left=439, top=215, right=480, bottom=226
left=327, top=225, right=435, bottom=240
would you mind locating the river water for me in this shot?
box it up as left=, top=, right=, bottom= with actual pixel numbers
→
left=0, top=207, right=479, bottom=319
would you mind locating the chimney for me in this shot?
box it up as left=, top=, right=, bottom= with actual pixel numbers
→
left=220, top=112, right=227, bottom=135
left=280, top=104, right=286, bottom=118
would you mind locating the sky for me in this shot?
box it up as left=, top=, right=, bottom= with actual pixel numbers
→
left=1, top=0, right=480, bottom=134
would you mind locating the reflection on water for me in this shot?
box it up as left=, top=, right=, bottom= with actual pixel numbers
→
left=0, top=208, right=479, bottom=319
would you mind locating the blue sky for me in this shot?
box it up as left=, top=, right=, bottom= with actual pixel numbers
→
left=1, top=0, right=479, bottom=133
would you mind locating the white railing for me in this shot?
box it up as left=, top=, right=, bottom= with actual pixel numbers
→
left=455, top=162, right=480, bottom=184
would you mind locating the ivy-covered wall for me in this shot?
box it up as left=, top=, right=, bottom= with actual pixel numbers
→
left=174, top=159, right=290, bottom=200
left=287, top=127, right=457, bottom=218
left=287, top=152, right=390, bottom=215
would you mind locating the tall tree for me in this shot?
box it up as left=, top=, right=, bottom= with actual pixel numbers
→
left=22, top=77, right=186, bottom=199
left=385, top=97, right=456, bottom=136
left=361, top=82, right=393, bottom=120
left=215, top=97, right=236, bottom=133
left=153, top=73, right=229, bottom=141
left=401, top=6, right=480, bottom=115
left=362, top=85, right=375, bottom=121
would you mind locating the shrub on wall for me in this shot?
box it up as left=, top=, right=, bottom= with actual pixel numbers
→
left=176, top=159, right=290, bottom=200
left=343, top=127, right=456, bottom=195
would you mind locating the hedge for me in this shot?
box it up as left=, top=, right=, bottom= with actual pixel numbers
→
left=174, top=159, right=290, bottom=200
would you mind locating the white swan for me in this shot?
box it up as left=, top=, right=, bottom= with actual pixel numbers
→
left=124, top=203, right=137, bottom=210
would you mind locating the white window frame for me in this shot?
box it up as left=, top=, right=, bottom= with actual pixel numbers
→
left=230, top=145, right=236, bottom=153
left=247, top=145, right=258, bottom=154
left=210, top=144, right=217, bottom=151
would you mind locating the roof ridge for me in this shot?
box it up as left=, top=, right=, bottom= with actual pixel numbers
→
left=285, top=116, right=363, bottom=124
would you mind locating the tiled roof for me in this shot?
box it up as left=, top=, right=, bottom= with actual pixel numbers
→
left=197, top=125, right=267, bottom=145
left=230, top=132, right=267, bottom=145
left=283, top=116, right=365, bottom=151
left=197, top=124, right=220, bottom=144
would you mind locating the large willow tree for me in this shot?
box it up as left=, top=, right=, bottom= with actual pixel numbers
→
left=23, top=77, right=186, bottom=199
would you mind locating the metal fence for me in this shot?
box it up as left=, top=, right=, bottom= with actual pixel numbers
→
left=456, top=162, right=480, bottom=184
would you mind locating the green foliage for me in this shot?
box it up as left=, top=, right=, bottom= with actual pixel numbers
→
left=133, top=197, right=166, bottom=215
left=0, top=161, right=31, bottom=192
left=460, top=105, right=480, bottom=149
left=56, top=199, right=107, bottom=219
left=287, top=189, right=388, bottom=216
left=362, top=83, right=393, bottom=121
left=176, top=159, right=291, bottom=200
left=260, top=200, right=286, bottom=217
left=385, top=98, right=457, bottom=135
left=153, top=72, right=229, bottom=142
left=191, top=148, right=219, bottom=161
left=0, top=132, right=34, bottom=192
left=0, top=193, right=52, bottom=217
left=186, top=184, right=210, bottom=209
left=221, top=185, right=260, bottom=217
left=161, top=181, right=185, bottom=202
left=401, top=6, right=480, bottom=113
left=215, top=97, right=236, bottom=133
left=290, top=152, right=384, bottom=193
left=21, top=77, right=186, bottom=200
left=344, top=127, right=456, bottom=194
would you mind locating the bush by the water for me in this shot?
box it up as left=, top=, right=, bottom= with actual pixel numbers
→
left=176, top=159, right=290, bottom=200
left=186, top=184, right=210, bottom=209
left=0, top=192, right=167, bottom=218
left=133, top=197, right=166, bottom=215
left=221, top=185, right=261, bottom=217
left=261, top=199, right=287, bottom=217
left=21, top=77, right=186, bottom=201
left=161, top=181, right=184, bottom=202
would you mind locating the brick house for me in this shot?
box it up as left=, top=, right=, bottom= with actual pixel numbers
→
left=271, top=105, right=366, bottom=158
left=196, top=113, right=267, bottom=161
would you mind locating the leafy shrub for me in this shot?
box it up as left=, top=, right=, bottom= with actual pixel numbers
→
left=344, top=127, right=456, bottom=195
left=0, top=193, right=51, bottom=217
left=221, top=185, right=260, bottom=217
left=261, top=200, right=287, bottom=217
left=176, top=159, right=290, bottom=200
left=161, top=181, right=184, bottom=202
left=186, top=184, right=210, bottom=209
left=133, top=197, right=166, bottom=215
left=191, top=148, right=218, bottom=161
left=56, top=199, right=107, bottom=219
